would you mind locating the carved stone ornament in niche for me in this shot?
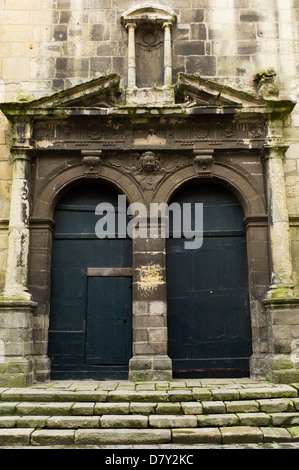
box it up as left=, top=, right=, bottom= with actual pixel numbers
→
left=81, top=150, right=102, bottom=178
left=107, top=151, right=191, bottom=199
left=193, top=152, right=214, bottom=178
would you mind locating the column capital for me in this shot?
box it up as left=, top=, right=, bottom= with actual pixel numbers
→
left=262, top=143, right=289, bottom=159
left=125, top=21, right=137, bottom=30
left=10, top=145, right=35, bottom=162
left=162, top=21, right=173, bottom=29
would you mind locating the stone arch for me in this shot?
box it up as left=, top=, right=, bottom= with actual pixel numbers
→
left=32, top=162, right=144, bottom=221
left=153, top=159, right=270, bottom=379
left=153, top=161, right=266, bottom=218
left=28, top=160, right=144, bottom=380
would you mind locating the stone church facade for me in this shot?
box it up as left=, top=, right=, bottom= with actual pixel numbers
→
left=0, top=0, right=299, bottom=386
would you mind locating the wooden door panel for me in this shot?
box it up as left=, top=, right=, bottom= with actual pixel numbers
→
left=166, top=183, right=252, bottom=377
left=48, top=184, right=132, bottom=379
left=86, top=276, right=132, bottom=364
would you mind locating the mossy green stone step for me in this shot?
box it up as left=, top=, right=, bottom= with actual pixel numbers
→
left=0, top=380, right=298, bottom=446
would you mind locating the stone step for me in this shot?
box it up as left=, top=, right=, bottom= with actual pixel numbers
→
left=1, top=412, right=299, bottom=429
left=0, top=426, right=298, bottom=446
left=1, top=397, right=299, bottom=416
left=1, top=383, right=298, bottom=403
left=0, top=380, right=298, bottom=446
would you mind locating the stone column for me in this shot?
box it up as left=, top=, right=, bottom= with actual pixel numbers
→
left=261, top=143, right=299, bottom=383
left=126, top=22, right=137, bottom=88
left=263, top=144, right=294, bottom=298
left=162, top=22, right=173, bottom=87
left=4, top=145, right=34, bottom=300
left=0, top=122, right=37, bottom=386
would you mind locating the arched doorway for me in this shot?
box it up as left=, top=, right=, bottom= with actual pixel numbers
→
left=48, top=182, right=133, bottom=379
left=166, top=182, right=252, bottom=378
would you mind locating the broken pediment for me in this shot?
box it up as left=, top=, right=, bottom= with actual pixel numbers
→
left=0, top=73, right=121, bottom=120
left=0, top=71, right=295, bottom=126
left=175, top=72, right=296, bottom=113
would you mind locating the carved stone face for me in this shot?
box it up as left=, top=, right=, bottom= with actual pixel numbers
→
left=140, top=152, right=158, bottom=173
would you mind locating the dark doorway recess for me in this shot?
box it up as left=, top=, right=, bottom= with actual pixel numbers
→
left=48, top=183, right=132, bottom=380
left=166, top=182, right=252, bottom=378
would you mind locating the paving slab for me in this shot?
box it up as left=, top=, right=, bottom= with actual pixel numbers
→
left=197, top=413, right=239, bottom=427
left=220, top=426, right=263, bottom=444
left=236, top=412, right=271, bottom=426
left=129, top=403, right=156, bottom=415
left=202, top=400, right=226, bottom=414
left=0, top=428, right=34, bottom=446
left=107, top=390, right=168, bottom=402
left=270, top=412, right=299, bottom=426
left=47, top=416, right=100, bottom=428
left=156, top=403, right=182, bottom=414
left=71, top=402, right=95, bottom=415
left=100, top=415, right=148, bottom=428
left=287, top=426, right=299, bottom=441
left=260, top=427, right=292, bottom=443
left=0, top=416, right=17, bottom=427
left=181, top=402, right=203, bottom=414
left=225, top=400, right=260, bottom=413
left=16, top=402, right=75, bottom=416
left=149, top=415, right=197, bottom=428
left=0, top=402, right=19, bottom=415
left=16, top=416, right=49, bottom=428
left=211, top=389, right=240, bottom=400
left=31, top=429, right=75, bottom=446
left=257, top=398, right=295, bottom=412
left=75, top=428, right=172, bottom=445
left=239, top=386, right=298, bottom=400
left=172, top=428, right=222, bottom=444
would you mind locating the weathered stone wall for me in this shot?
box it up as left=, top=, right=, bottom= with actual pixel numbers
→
left=0, top=0, right=299, bottom=292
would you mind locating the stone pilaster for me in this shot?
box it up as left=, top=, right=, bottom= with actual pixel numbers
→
left=129, top=224, right=172, bottom=381
left=0, top=122, right=37, bottom=386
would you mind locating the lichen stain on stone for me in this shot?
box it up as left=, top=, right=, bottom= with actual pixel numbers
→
left=136, top=264, right=164, bottom=291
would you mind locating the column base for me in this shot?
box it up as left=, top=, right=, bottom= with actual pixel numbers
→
left=0, top=357, right=34, bottom=387
left=265, top=283, right=295, bottom=300
left=129, top=355, right=172, bottom=381
left=0, top=296, right=37, bottom=387
left=32, top=355, right=51, bottom=383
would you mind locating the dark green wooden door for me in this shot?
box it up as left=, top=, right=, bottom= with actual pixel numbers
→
left=48, top=184, right=132, bottom=379
left=86, top=276, right=132, bottom=365
left=166, top=183, right=252, bottom=378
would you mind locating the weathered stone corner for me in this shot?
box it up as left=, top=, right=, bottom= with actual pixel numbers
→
left=129, top=355, right=172, bottom=381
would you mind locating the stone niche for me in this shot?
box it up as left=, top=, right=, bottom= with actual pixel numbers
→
left=121, top=4, right=177, bottom=106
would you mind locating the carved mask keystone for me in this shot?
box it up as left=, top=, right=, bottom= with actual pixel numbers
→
left=81, top=150, right=102, bottom=178
left=193, top=152, right=214, bottom=178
